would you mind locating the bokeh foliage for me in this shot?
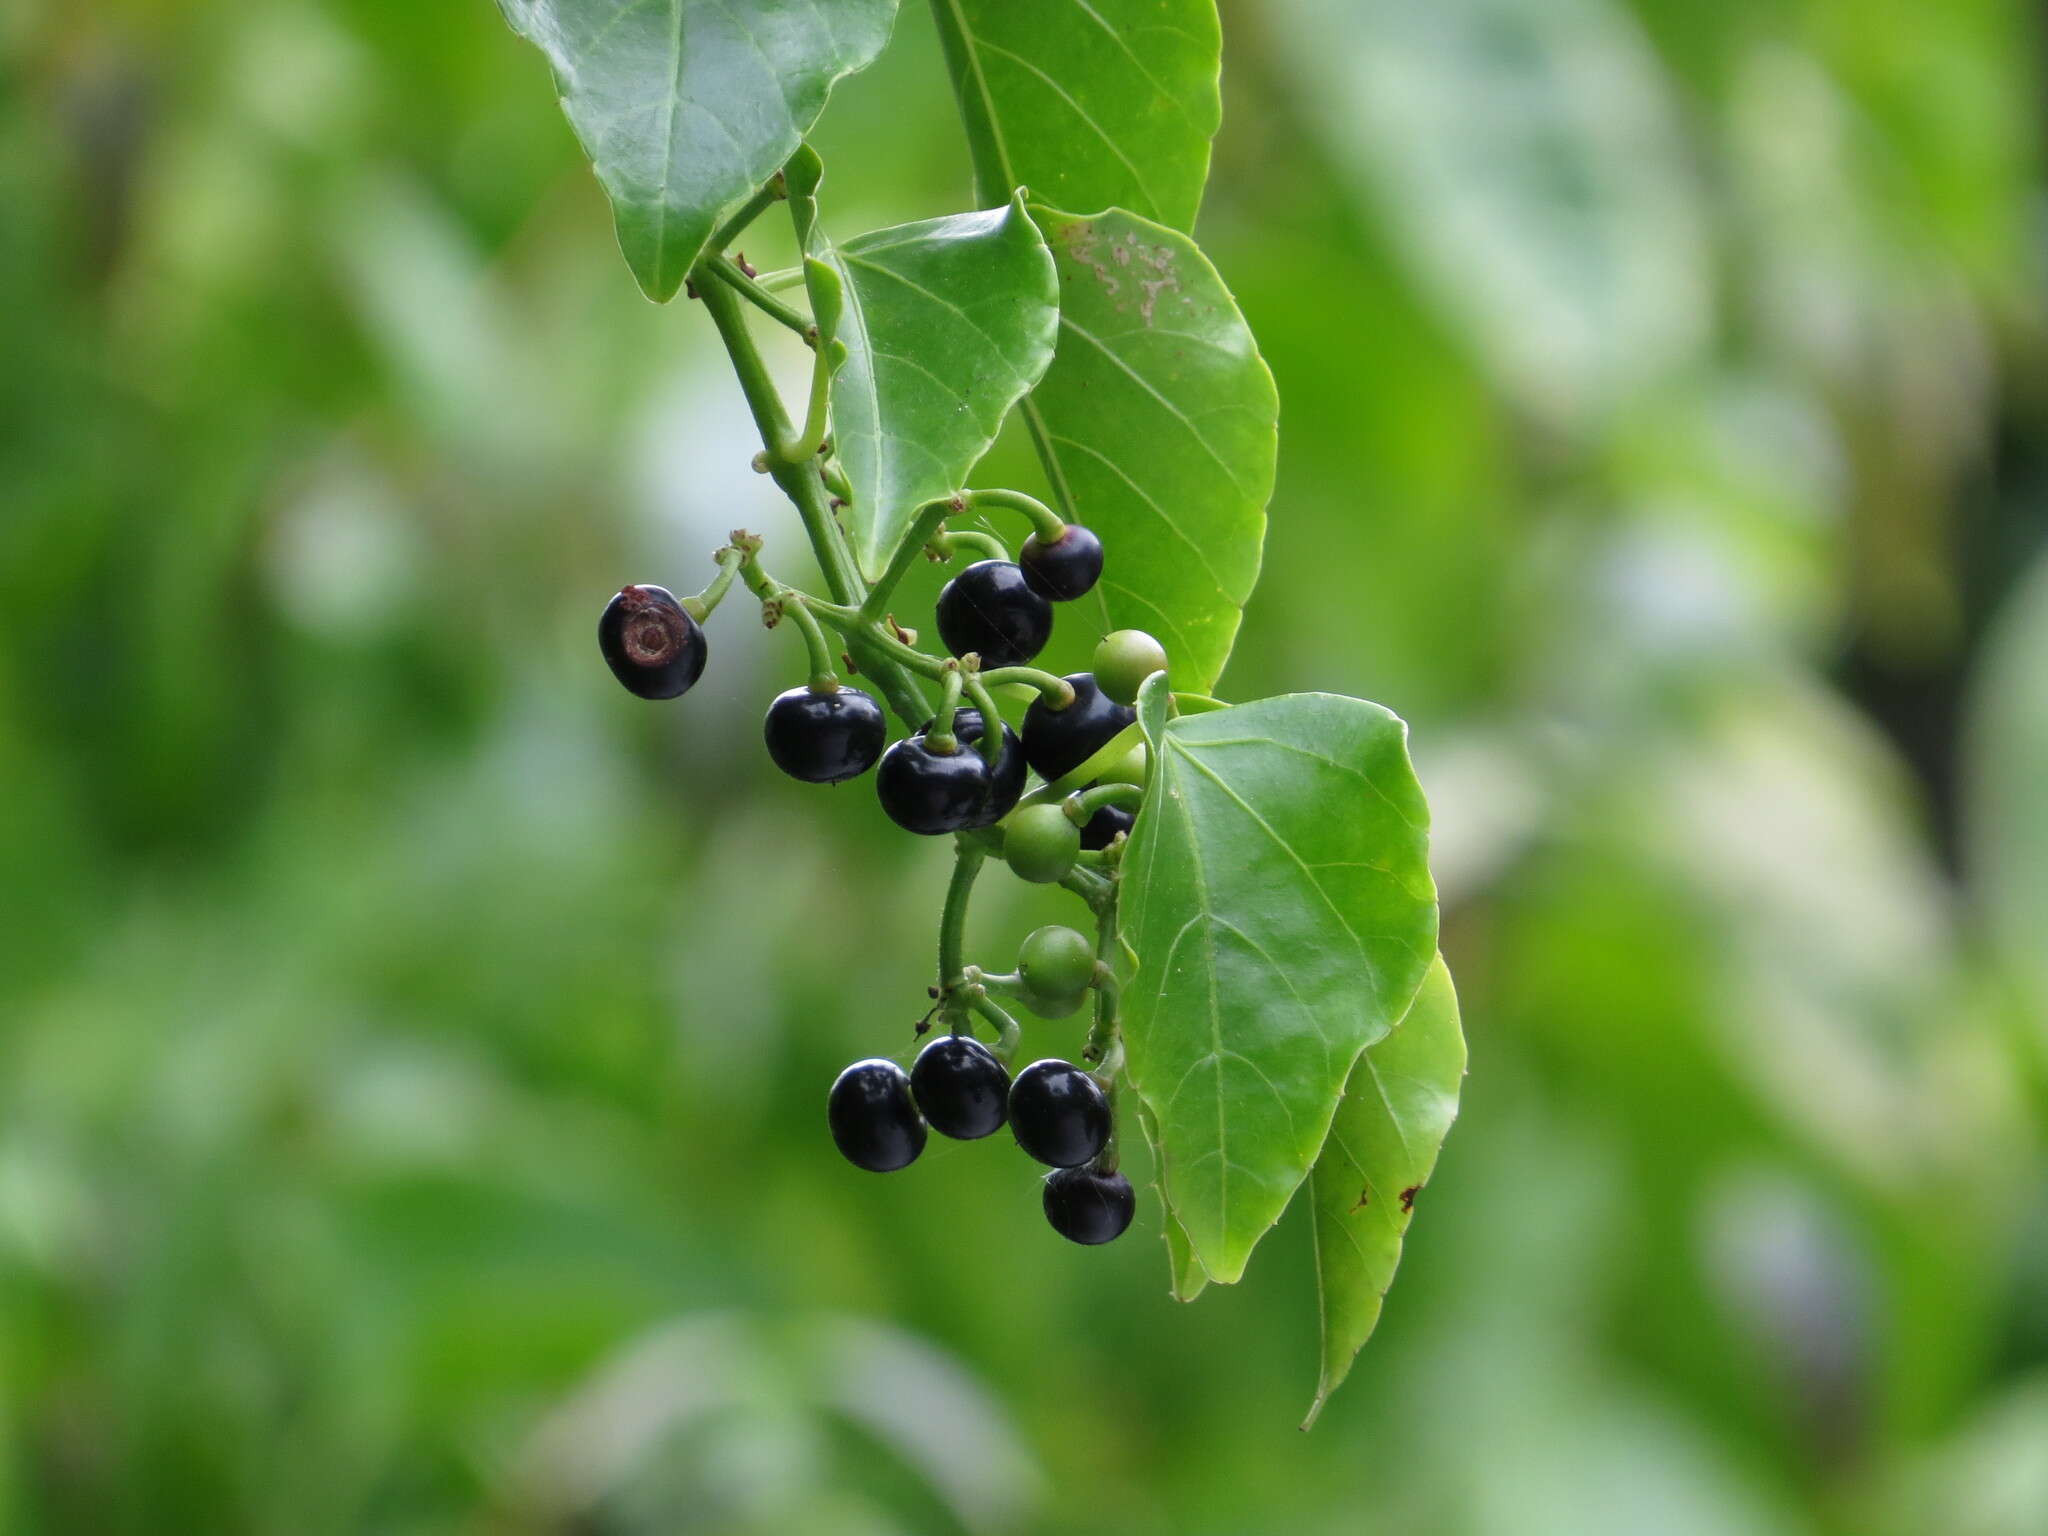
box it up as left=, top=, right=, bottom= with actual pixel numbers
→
left=2, top=0, right=2046, bottom=1532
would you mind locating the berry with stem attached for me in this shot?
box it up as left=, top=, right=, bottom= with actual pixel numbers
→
left=911, top=1034, right=1010, bottom=1140
left=931, top=706, right=1026, bottom=827
left=1092, top=629, right=1168, bottom=707
left=1043, top=1166, right=1136, bottom=1245
left=1003, top=803, right=1081, bottom=884
left=1009, top=1059, right=1111, bottom=1168
left=1019, top=523, right=1104, bottom=602
left=763, top=685, right=886, bottom=783
left=1018, top=925, right=1096, bottom=1004
left=599, top=585, right=707, bottom=699
left=876, top=734, right=992, bottom=835
left=1021, top=673, right=1137, bottom=783
left=1079, top=803, right=1134, bottom=851
left=828, top=1059, right=926, bottom=1172
left=936, top=560, right=1052, bottom=669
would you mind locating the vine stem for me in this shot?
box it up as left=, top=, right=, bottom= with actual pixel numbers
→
left=938, top=839, right=987, bottom=1001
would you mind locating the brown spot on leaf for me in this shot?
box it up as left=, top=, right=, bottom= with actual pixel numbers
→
left=1399, top=1186, right=1419, bottom=1214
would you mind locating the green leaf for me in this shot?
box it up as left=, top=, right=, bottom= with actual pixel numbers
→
left=1303, top=954, right=1464, bottom=1428
left=497, top=0, right=898, bottom=302
left=1025, top=207, right=1275, bottom=695
left=930, top=0, right=1222, bottom=233
left=1136, top=1101, right=1210, bottom=1302
left=816, top=199, right=1060, bottom=580
left=1120, top=677, right=1438, bottom=1284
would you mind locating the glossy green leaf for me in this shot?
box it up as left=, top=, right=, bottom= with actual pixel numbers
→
left=930, top=0, right=1222, bottom=232
left=816, top=199, right=1060, bottom=580
left=1120, top=677, right=1438, bottom=1284
left=1303, top=954, right=1464, bottom=1428
left=1137, top=1101, right=1210, bottom=1302
left=1026, top=207, right=1276, bottom=695
left=497, top=0, right=898, bottom=301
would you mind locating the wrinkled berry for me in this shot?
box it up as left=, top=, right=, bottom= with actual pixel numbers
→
left=828, top=1059, right=926, bottom=1172
left=911, top=1034, right=1010, bottom=1140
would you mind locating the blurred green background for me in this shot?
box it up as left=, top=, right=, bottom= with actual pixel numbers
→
left=5, top=0, right=2048, bottom=1531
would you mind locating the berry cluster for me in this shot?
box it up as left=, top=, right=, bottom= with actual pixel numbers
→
left=600, top=505, right=1167, bottom=1246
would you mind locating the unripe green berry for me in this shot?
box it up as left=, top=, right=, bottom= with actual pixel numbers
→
left=1093, top=629, right=1168, bottom=706
left=1097, top=739, right=1149, bottom=788
left=1003, top=803, right=1081, bottom=884
left=1018, top=924, right=1096, bottom=1002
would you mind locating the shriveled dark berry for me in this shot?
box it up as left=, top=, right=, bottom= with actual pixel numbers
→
left=1009, top=1059, right=1111, bottom=1168
left=936, top=560, right=1052, bottom=669
left=599, top=585, right=707, bottom=699
left=828, top=1059, right=926, bottom=1172
left=876, top=734, right=991, bottom=835
left=911, top=1034, right=1010, bottom=1140
left=1021, top=673, right=1137, bottom=783
left=1019, top=522, right=1103, bottom=601
left=1078, top=803, right=1134, bottom=851
left=763, top=685, right=886, bottom=783
left=1043, top=1166, right=1136, bottom=1244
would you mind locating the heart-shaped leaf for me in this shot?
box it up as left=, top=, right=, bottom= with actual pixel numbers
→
left=1120, top=677, right=1438, bottom=1284
left=816, top=199, right=1060, bottom=580
left=1025, top=207, right=1275, bottom=696
left=498, top=0, right=898, bottom=301
left=1303, top=953, right=1464, bottom=1428
left=931, top=0, right=1222, bottom=233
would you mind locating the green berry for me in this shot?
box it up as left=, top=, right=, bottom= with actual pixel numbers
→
left=1003, top=803, right=1081, bottom=884
left=1097, top=739, right=1149, bottom=788
left=1019, top=924, right=1096, bottom=1003
left=1093, top=629, right=1168, bottom=706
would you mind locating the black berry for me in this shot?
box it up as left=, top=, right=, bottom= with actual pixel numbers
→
left=1009, top=1059, right=1111, bottom=1168
left=828, top=1058, right=926, bottom=1172
left=911, top=1034, right=1010, bottom=1140
left=1021, top=674, right=1137, bottom=783
left=914, top=707, right=1026, bottom=827
left=936, top=560, right=1052, bottom=669
left=876, top=734, right=992, bottom=835
left=599, top=585, right=707, bottom=699
left=1019, top=523, right=1104, bottom=602
left=763, top=685, right=886, bottom=783
left=1078, top=803, right=1134, bottom=851
left=1042, top=1166, right=1136, bottom=1245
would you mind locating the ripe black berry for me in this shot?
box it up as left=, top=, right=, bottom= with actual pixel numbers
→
left=828, top=1059, right=926, bottom=1172
left=911, top=1034, right=1010, bottom=1140
left=927, top=707, right=1026, bottom=827
left=1019, top=523, right=1104, bottom=601
left=1042, top=1166, right=1136, bottom=1245
left=1078, top=803, right=1134, bottom=851
left=876, top=734, right=992, bottom=835
left=1009, top=1059, right=1111, bottom=1168
left=1021, top=674, right=1137, bottom=783
left=763, top=685, right=886, bottom=783
left=599, top=585, right=707, bottom=699
left=936, top=560, right=1052, bottom=669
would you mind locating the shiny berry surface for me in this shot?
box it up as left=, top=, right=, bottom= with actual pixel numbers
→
left=876, top=735, right=992, bottom=835
left=1019, top=523, right=1104, bottom=602
left=828, top=1059, right=926, bottom=1172
left=1021, top=673, right=1137, bottom=783
left=1018, top=924, right=1096, bottom=1003
left=1043, top=1166, right=1136, bottom=1244
left=763, top=686, right=886, bottom=783
left=1092, top=628, right=1168, bottom=706
left=599, top=585, right=707, bottom=700
left=1009, top=1059, right=1111, bottom=1168
left=1078, top=803, right=1135, bottom=852
left=1003, top=803, right=1081, bottom=885
left=910, top=1034, right=1010, bottom=1140
left=927, top=707, right=1026, bottom=827
left=935, top=560, right=1052, bottom=669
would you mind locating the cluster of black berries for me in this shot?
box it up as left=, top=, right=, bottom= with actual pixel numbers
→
left=827, top=1041, right=1133, bottom=1245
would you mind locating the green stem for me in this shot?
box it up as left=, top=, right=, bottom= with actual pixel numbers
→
left=964, top=487, right=1065, bottom=542
left=1067, top=782, right=1144, bottom=824
left=962, top=676, right=1004, bottom=765
left=680, top=545, right=746, bottom=622
left=707, top=174, right=788, bottom=254
left=927, top=666, right=966, bottom=752
left=978, top=666, right=1074, bottom=705
left=935, top=529, right=1009, bottom=563
left=782, top=341, right=836, bottom=462
left=938, top=840, right=987, bottom=995
left=968, top=990, right=1023, bottom=1062
left=752, top=265, right=806, bottom=292
left=701, top=255, right=813, bottom=340
left=861, top=496, right=960, bottom=623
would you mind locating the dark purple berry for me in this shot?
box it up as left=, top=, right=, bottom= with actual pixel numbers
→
left=915, top=708, right=1025, bottom=827
left=1009, top=1059, right=1111, bottom=1168
left=911, top=1034, right=1010, bottom=1140
left=1021, top=674, right=1136, bottom=783
left=1019, top=523, right=1104, bottom=602
left=1079, top=803, right=1134, bottom=851
left=828, top=1059, right=926, bottom=1172
left=1043, top=1166, right=1136, bottom=1244
left=599, top=585, right=707, bottom=699
left=764, top=685, right=886, bottom=783
left=936, top=560, right=1052, bottom=669
left=877, top=734, right=992, bottom=835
